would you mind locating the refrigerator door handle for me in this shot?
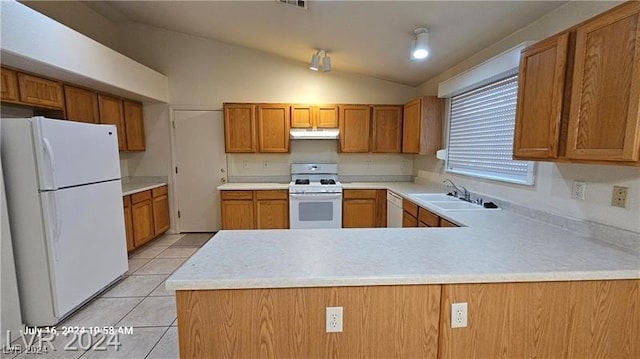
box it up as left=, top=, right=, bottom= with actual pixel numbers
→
left=41, top=138, right=57, bottom=190
left=42, top=193, right=62, bottom=261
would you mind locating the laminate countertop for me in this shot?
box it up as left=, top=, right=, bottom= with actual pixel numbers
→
left=122, top=182, right=167, bottom=196
left=168, top=182, right=639, bottom=290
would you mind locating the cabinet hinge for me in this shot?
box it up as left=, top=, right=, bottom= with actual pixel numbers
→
left=177, top=210, right=181, bottom=218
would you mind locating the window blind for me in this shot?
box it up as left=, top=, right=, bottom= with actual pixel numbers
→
left=446, top=74, right=535, bottom=185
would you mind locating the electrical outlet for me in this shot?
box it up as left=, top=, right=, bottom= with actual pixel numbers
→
left=451, top=302, right=467, bottom=329
left=263, top=160, right=269, bottom=168
left=572, top=181, right=586, bottom=200
left=365, top=160, right=371, bottom=170
left=242, top=160, right=249, bottom=169
left=326, top=307, right=343, bottom=333
left=611, top=186, right=628, bottom=208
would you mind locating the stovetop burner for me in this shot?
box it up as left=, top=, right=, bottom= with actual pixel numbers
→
left=320, top=179, right=336, bottom=185
left=289, top=163, right=342, bottom=194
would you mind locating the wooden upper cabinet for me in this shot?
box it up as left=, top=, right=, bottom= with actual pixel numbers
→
left=1, top=67, right=19, bottom=102
left=123, top=100, right=145, bottom=151
left=339, top=105, right=371, bottom=152
left=17, top=72, right=64, bottom=109
left=566, top=3, right=640, bottom=162
left=98, top=94, right=127, bottom=151
left=224, top=103, right=256, bottom=153
left=291, top=105, right=338, bottom=129
left=372, top=105, right=403, bottom=153
left=316, top=105, right=338, bottom=128
left=64, top=85, right=99, bottom=124
left=257, top=104, right=290, bottom=153
left=402, top=96, right=442, bottom=154
left=513, top=33, right=570, bottom=160
left=291, top=105, right=313, bottom=128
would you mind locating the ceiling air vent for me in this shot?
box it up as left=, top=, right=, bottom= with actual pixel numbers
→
left=276, top=0, right=308, bottom=10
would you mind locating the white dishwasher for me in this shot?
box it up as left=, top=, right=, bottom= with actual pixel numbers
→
left=386, top=191, right=403, bottom=228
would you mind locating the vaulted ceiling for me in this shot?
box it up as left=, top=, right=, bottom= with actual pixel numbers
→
left=26, top=1, right=567, bottom=86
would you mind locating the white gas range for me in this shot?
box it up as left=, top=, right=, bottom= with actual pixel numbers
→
left=289, top=164, right=342, bottom=229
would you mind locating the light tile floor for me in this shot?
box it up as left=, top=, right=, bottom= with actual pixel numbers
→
left=3, top=233, right=213, bottom=359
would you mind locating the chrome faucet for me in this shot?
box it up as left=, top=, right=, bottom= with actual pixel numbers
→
left=443, top=179, right=471, bottom=202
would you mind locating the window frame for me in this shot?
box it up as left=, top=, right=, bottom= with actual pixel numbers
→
left=444, top=73, right=536, bottom=186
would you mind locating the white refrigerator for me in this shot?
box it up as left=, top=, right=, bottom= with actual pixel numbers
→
left=1, top=117, right=128, bottom=326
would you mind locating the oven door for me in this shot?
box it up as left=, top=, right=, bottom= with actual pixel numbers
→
left=289, top=193, right=342, bottom=229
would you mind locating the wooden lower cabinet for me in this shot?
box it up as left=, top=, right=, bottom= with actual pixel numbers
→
left=152, top=186, right=170, bottom=234
left=342, top=189, right=386, bottom=228
left=175, top=280, right=639, bottom=359
left=131, top=191, right=154, bottom=247
left=176, top=285, right=442, bottom=359
left=220, top=191, right=255, bottom=230
left=122, top=196, right=135, bottom=252
left=418, top=207, right=440, bottom=227
left=255, top=190, right=289, bottom=229
left=220, top=190, right=289, bottom=230
left=403, top=198, right=458, bottom=228
left=439, top=280, right=640, bottom=359
left=124, top=185, right=171, bottom=252
left=402, top=210, right=418, bottom=227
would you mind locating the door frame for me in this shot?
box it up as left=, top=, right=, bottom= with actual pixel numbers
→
left=169, top=105, right=227, bottom=233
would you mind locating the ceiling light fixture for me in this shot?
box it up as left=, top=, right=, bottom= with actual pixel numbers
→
left=310, top=49, right=331, bottom=72
left=411, top=27, right=430, bottom=61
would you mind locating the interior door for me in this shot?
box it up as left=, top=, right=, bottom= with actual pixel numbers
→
left=173, top=110, right=226, bottom=232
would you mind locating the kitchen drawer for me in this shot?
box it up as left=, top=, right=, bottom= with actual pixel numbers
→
left=122, top=195, right=131, bottom=207
left=418, top=207, right=439, bottom=227
left=402, top=199, right=418, bottom=217
left=221, top=190, right=254, bottom=200
left=152, top=185, right=168, bottom=197
left=255, top=190, right=288, bottom=200
left=402, top=210, right=418, bottom=227
left=344, top=189, right=378, bottom=199
left=440, top=218, right=458, bottom=227
left=131, top=190, right=152, bottom=204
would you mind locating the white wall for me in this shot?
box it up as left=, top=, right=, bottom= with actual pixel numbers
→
left=414, top=1, right=639, bottom=233
left=21, top=1, right=122, bottom=53
left=228, top=141, right=414, bottom=180
left=117, top=22, right=417, bottom=178
left=0, top=1, right=169, bottom=103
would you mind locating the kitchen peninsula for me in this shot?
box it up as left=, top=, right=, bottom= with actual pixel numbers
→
left=167, top=183, right=640, bottom=359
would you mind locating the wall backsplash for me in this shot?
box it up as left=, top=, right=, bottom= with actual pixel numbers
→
left=227, top=141, right=413, bottom=181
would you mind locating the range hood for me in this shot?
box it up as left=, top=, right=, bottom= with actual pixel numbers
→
left=289, top=128, right=339, bottom=140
